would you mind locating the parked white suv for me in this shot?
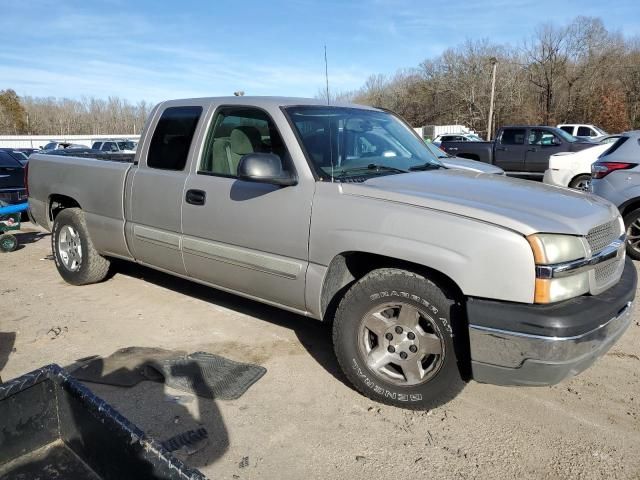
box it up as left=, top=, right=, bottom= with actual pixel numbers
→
left=558, top=124, right=607, bottom=139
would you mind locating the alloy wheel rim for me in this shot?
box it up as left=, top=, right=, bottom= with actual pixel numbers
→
left=575, top=178, right=591, bottom=191
left=357, top=302, right=445, bottom=387
left=626, top=220, right=640, bottom=255
left=58, top=225, right=83, bottom=271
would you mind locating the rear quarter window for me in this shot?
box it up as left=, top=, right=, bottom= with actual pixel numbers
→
left=599, top=137, right=628, bottom=158
left=147, top=106, right=203, bottom=170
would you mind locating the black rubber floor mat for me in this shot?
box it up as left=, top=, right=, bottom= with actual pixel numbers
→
left=147, top=352, right=267, bottom=400
left=70, top=347, right=266, bottom=400
left=71, top=347, right=181, bottom=386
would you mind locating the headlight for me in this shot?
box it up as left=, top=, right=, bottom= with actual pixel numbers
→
left=527, top=234, right=589, bottom=303
left=527, top=234, right=586, bottom=264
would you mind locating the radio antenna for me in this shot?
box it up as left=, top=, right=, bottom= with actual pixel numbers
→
left=324, top=45, right=330, bottom=105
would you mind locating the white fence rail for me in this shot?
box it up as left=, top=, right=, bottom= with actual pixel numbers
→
left=0, top=135, right=141, bottom=149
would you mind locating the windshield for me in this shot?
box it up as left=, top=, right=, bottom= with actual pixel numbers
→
left=554, top=128, right=577, bottom=143
left=286, top=106, right=442, bottom=180
left=424, top=142, right=451, bottom=158
left=117, top=141, right=135, bottom=150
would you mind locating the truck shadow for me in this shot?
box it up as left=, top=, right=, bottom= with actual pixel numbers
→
left=0, top=332, right=16, bottom=383
left=67, top=356, right=228, bottom=470
left=111, top=260, right=351, bottom=390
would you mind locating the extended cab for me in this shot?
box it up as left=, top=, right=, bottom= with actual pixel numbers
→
left=27, top=98, right=636, bottom=409
left=440, top=126, right=596, bottom=179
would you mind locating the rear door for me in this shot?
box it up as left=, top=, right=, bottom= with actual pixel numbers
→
left=126, top=104, right=205, bottom=274
left=524, top=128, right=565, bottom=174
left=180, top=105, right=313, bottom=311
left=0, top=152, right=24, bottom=189
left=494, top=128, right=527, bottom=171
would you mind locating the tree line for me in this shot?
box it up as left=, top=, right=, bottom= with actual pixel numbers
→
left=1, top=15, right=638, bottom=137
left=322, top=16, right=640, bottom=137
left=0, top=90, right=151, bottom=136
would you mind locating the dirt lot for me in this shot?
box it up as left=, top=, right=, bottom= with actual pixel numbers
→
left=2, top=223, right=640, bottom=479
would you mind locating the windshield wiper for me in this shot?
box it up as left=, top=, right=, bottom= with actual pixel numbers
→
left=408, top=162, right=445, bottom=171
left=334, top=164, right=408, bottom=177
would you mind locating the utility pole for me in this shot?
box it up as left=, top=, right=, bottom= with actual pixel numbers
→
left=487, top=57, right=498, bottom=141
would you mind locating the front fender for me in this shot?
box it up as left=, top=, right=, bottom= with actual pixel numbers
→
left=308, top=183, right=536, bottom=311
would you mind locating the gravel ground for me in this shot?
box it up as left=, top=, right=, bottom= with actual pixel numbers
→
left=1, top=223, right=640, bottom=479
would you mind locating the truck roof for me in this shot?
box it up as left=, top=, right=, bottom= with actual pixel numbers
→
left=158, top=96, right=380, bottom=110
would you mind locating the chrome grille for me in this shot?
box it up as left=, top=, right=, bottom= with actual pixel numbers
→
left=586, top=220, right=619, bottom=255
left=595, top=260, right=621, bottom=287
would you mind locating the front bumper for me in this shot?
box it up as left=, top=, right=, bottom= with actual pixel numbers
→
left=467, top=258, right=637, bottom=386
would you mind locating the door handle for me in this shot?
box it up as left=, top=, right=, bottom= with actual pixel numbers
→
left=527, top=147, right=537, bottom=152
left=496, top=147, right=506, bottom=151
left=185, top=189, right=206, bottom=206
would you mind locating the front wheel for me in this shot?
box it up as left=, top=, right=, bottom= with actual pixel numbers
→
left=333, top=268, right=465, bottom=409
left=51, top=208, right=111, bottom=285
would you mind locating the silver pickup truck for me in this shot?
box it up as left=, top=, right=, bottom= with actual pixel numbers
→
left=28, top=97, right=636, bottom=409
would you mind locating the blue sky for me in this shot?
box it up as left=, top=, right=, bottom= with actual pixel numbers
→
left=1, top=0, right=638, bottom=103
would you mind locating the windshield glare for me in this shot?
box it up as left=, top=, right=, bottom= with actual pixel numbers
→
left=286, top=106, right=442, bottom=180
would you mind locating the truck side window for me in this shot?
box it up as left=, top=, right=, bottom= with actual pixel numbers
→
left=559, top=126, right=573, bottom=135
left=500, top=129, right=525, bottom=145
left=577, top=126, right=592, bottom=137
left=528, top=129, right=556, bottom=145
left=147, top=106, right=203, bottom=171
left=91, top=142, right=101, bottom=149
left=199, top=107, right=289, bottom=177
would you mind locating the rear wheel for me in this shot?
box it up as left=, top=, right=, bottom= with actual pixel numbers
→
left=569, top=174, right=591, bottom=191
left=624, top=208, right=640, bottom=261
left=333, top=268, right=465, bottom=410
left=51, top=208, right=110, bottom=285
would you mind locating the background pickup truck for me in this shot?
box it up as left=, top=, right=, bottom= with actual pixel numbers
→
left=439, top=125, right=596, bottom=179
left=27, top=97, right=635, bottom=410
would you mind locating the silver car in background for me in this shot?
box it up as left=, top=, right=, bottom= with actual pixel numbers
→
left=591, top=131, right=640, bottom=258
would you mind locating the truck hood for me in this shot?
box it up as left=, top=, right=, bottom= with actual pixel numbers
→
left=341, top=170, right=618, bottom=236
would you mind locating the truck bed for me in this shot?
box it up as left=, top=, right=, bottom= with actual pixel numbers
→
left=28, top=152, right=134, bottom=258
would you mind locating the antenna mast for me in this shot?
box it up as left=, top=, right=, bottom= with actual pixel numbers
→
left=324, top=45, right=330, bottom=105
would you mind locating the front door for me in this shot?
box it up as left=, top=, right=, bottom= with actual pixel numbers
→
left=524, top=128, right=564, bottom=174
left=126, top=105, right=204, bottom=274
left=181, top=106, right=313, bottom=311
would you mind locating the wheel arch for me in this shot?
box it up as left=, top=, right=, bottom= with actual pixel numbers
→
left=569, top=172, right=591, bottom=188
left=319, top=251, right=464, bottom=323
left=619, top=197, right=640, bottom=218
left=48, top=194, right=81, bottom=222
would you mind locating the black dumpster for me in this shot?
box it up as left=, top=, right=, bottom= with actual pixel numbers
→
left=0, top=364, right=207, bottom=479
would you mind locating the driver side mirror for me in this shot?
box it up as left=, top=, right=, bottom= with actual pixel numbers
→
left=237, top=153, right=297, bottom=187
left=552, top=137, right=562, bottom=146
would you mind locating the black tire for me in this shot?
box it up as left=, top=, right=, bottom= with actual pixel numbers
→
left=569, top=174, right=591, bottom=191
left=623, top=208, right=640, bottom=261
left=51, top=208, right=110, bottom=285
left=333, top=268, right=465, bottom=410
left=0, top=233, right=18, bottom=252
